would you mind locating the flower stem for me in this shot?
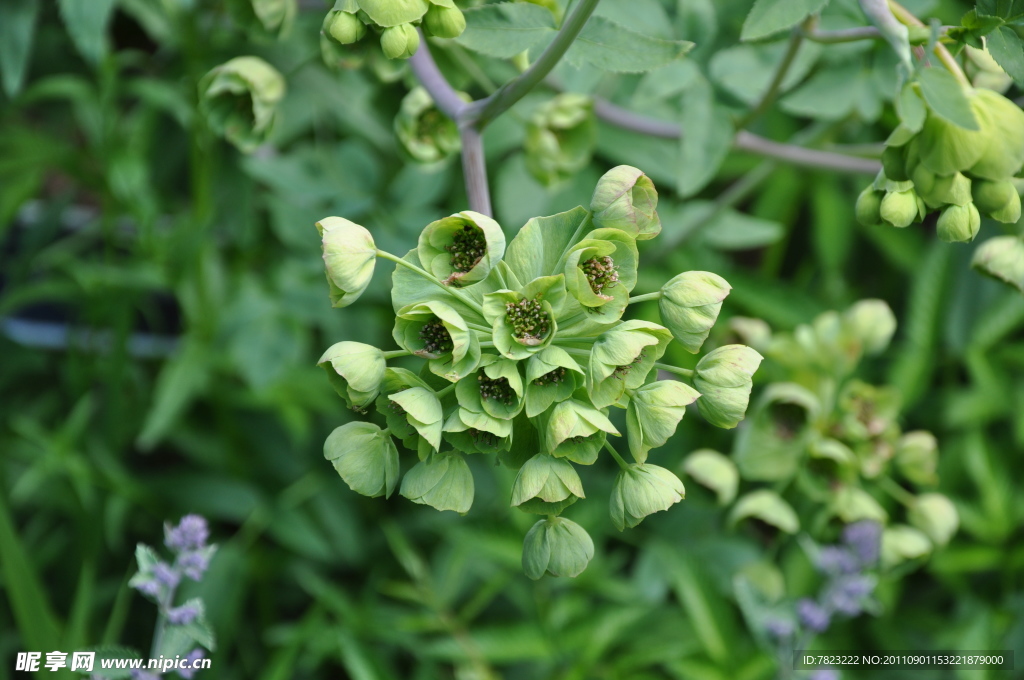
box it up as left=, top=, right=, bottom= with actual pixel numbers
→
left=383, top=350, right=412, bottom=359
left=737, top=26, right=805, bottom=129
left=603, top=441, right=631, bottom=470
left=886, top=0, right=970, bottom=86
left=629, top=291, right=661, bottom=304
left=653, top=362, right=694, bottom=378
left=375, top=249, right=485, bottom=315
left=879, top=475, right=917, bottom=507
left=436, top=383, right=456, bottom=398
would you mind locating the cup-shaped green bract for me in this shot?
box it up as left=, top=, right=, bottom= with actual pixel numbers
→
left=541, top=398, right=619, bottom=465
left=317, top=216, right=377, bottom=308
left=511, top=454, right=585, bottom=515
left=199, top=56, right=285, bottom=153
left=358, top=0, right=428, bottom=26
left=318, top=341, right=386, bottom=411
left=324, top=421, right=399, bottom=498
left=483, top=275, right=566, bottom=359
left=855, top=187, right=883, bottom=226
left=564, top=229, right=638, bottom=322
left=693, top=344, right=764, bottom=429
left=380, top=23, right=420, bottom=59
left=418, top=211, right=505, bottom=287
left=968, top=88, right=1024, bottom=180
left=626, top=380, right=700, bottom=464
left=388, top=386, right=444, bottom=451
left=393, top=300, right=480, bottom=381
left=682, top=449, right=738, bottom=505
left=929, top=172, right=973, bottom=207
left=524, top=93, right=596, bottom=186
left=972, top=179, right=1021, bottom=223
left=917, top=99, right=990, bottom=177
left=442, top=408, right=513, bottom=455
left=971, top=235, right=1024, bottom=293
left=524, top=347, right=583, bottom=417
left=841, top=299, right=897, bottom=356
left=908, top=493, right=959, bottom=547
left=658, top=271, right=732, bottom=353
left=522, top=516, right=594, bottom=579
left=881, top=145, right=910, bottom=182
left=423, top=1, right=465, bottom=38
left=400, top=452, right=474, bottom=513
left=610, top=464, right=685, bottom=531
left=324, top=9, right=366, bottom=44
left=936, top=202, right=980, bottom=243
left=375, top=368, right=433, bottom=456
left=588, top=320, right=672, bottom=408
left=456, top=354, right=524, bottom=421
left=395, top=87, right=462, bottom=163
left=880, top=189, right=919, bottom=228
left=590, top=165, right=661, bottom=240
left=896, top=431, right=938, bottom=487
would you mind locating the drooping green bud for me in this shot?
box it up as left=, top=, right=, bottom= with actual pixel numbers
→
left=693, top=344, right=763, bottom=429
left=658, top=271, right=731, bottom=353
left=394, top=87, right=462, bottom=163
left=400, top=452, right=474, bottom=513
left=609, top=464, right=685, bottom=530
left=936, top=202, right=980, bottom=243
left=917, top=100, right=989, bottom=176
left=969, top=88, right=1024, bottom=180
left=971, top=236, right=1024, bottom=293
left=199, top=56, right=285, bottom=153
left=728, top=489, right=799, bottom=533
left=911, top=165, right=940, bottom=208
left=833, top=486, right=888, bottom=523
left=842, top=299, right=897, bottom=355
left=972, top=179, right=1021, bottom=223
left=380, top=23, right=420, bottom=59
left=423, top=3, right=465, bottom=38
left=895, top=431, right=938, bottom=487
left=928, top=172, right=972, bottom=207
left=587, top=320, right=672, bottom=408
left=418, top=211, right=505, bottom=286
left=524, top=93, right=596, bottom=186
left=393, top=300, right=480, bottom=381
left=908, top=493, right=959, bottom=547
left=324, top=421, right=399, bottom=498
left=482, top=275, right=566, bottom=359
left=682, top=449, right=738, bottom=505
left=316, top=216, right=377, bottom=308
left=326, top=10, right=366, bottom=44
left=318, top=341, right=386, bottom=411
left=879, top=189, right=919, bottom=228
left=358, top=0, right=429, bottom=26
left=522, top=516, right=594, bottom=579
left=590, top=165, right=661, bottom=240
left=855, top=187, right=883, bottom=226
left=511, top=453, right=585, bottom=515
left=524, top=347, right=583, bottom=417
left=881, top=525, right=932, bottom=567
left=881, top=145, right=909, bottom=182
left=541, top=398, right=619, bottom=465
left=626, top=381, right=700, bottom=463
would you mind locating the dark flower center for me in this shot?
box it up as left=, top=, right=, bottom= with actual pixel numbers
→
left=532, top=367, right=567, bottom=386
left=505, top=297, right=551, bottom=342
left=613, top=349, right=647, bottom=379
left=468, top=428, right=498, bottom=447
left=581, top=255, right=619, bottom=296
left=478, top=374, right=515, bottom=406
left=387, top=400, right=406, bottom=415
left=419, top=319, right=454, bottom=354
left=566, top=433, right=597, bottom=444
left=447, top=225, right=486, bottom=273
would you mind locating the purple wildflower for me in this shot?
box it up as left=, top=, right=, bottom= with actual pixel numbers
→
left=808, top=669, right=840, bottom=680
left=179, top=550, right=210, bottom=581
left=165, top=515, right=209, bottom=552
left=797, top=598, right=831, bottom=633
left=764, top=617, right=794, bottom=639
left=130, top=671, right=161, bottom=680
left=153, top=562, right=181, bottom=589
left=176, top=649, right=205, bottom=679
left=842, top=521, right=881, bottom=566
left=167, top=604, right=200, bottom=626
left=133, top=579, right=161, bottom=598
left=817, top=546, right=859, bottom=575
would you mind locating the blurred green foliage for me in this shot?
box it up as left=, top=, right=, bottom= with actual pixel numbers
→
left=1, top=1, right=1024, bottom=679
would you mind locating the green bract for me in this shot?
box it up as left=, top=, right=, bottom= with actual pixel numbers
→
left=199, top=56, right=285, bottom=153
left=316, top=166, right=759, bottom=577
left=524, top=93, right=596, bottom=186
left=423, top=3, right=465, bottom=38
left=381, top=23, right=419, bottom=59
left=394, top=87, right=462, bottom=163
left=971, top=236, right=1024, bottom=293
left=908, top=493, right=959, bottom=547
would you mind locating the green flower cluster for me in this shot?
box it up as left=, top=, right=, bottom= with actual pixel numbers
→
left=856, top=86, right=1024, bottom=243
left=524, top=94, right=597, bottom=186
left=322, top=0, right=465, bottom=61
left=684, top=301, right=957, bottom=568
left=394, top=87, right=464, bottom=163
left=315, top=166, right=763, bottom=578
left=199, top=56, right=285, bottom=153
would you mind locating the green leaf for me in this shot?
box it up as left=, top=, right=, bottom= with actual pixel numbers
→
left=729, top=490, right=800, bottom=533
left=917, top=67, right=978, bottom=130
left=780, top=63, right=885, bottom=122
left=678, top=68, right=732, bottom=197
left=136, top=339, right=210, bottom=451
left=0, top=493, right=61, bottom=651
left=176, top=598, right=217, bottom=651
left=454, top=3, right=556, bottom=59
left=986, top=25, right=1024, bottom=86
left=741, top=0, right=830, bottom=42
left=976, top=0, right=1024, bottom=21
left=0, top=0, right=40, bottom=97
left=897, top=80, right=927, bottom=132
left=565, top=17, right=693, bottom=73
left=709, top=42, right=822, bottom=107
left=80, top=646, right=143, bottom=679
left=503, top=206, right=589, bottom=283
left=58, top=0, right=118, bottom=65
left=693, top=207, right=785, bottom=250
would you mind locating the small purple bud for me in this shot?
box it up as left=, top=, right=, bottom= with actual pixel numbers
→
left=167, top=604, right=200, bottom=626
left=764, top=617, right=794, bottom=638
left=797, top=598, right=831, bottom=633
left=177, top=649, right=205, bottom=679
left=842, top=521, right=881, bottom=566
left=817, top=547, right=859, bottom=575
left=130, top=671, right=162, bottom=680
left=133, top=579, right=161, bottom=598
left=809, top=669, right=840, bottom=680
left=179, top=550, right=210, bottom=581
left=165, top=515, right=210, bottom=552
left=153, top=562, right=181, bottom=589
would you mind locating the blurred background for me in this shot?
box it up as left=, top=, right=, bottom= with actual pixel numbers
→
left=1, top=0, right=1022, bottom=679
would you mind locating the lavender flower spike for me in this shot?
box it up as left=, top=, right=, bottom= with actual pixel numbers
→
left=842, top=520, right=882, bottom=566
left=179, top=549, right=212, bottom=581
left=177, top=649, right=206, bottom=679
left=797, top=598, right=831, bottom=633
left=153, top=561, right=181, bottom=589
left=166, top=515, right=210, bottom=552
left=809, top=669, right=840, bottom=680
left=168, top=604, right=200, bottom=626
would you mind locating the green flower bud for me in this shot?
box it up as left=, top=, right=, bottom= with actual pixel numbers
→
left=400, top=452, right=474, bottom=513
left=693, top=344, right=763, bottom=429
left=587, top=320, right=672, bottom=409
left=682, top=449, right=738, bottom=505
left=918, top=99, right=990, bottom=176
left=881, top=525, right=932, bottom=567
left=316, top=216, right=377, bottom=308
left=317, top=341, right=386, bottom=411
left=394, top=87, right=462, bottom=163
left=881, top=145, right=909, bottom=181
left=729, top=489, right=799, bottom=534
left=855, top=186, right=883, bottom=226
left=511, top=453, right=585, bottom=515
left=609, top=463, right=685, bottom=530
left=199, top=56, right=285, bottom=153
left=324, top=421, right=399, bottom=498
left=908, top=493, right=959, bottom=547
left=423, top=3, right=465, bottom=38
left=326, top=10, right=366, bottom=44
left=591, top=165, right=661, bottom=240
left=879, top=189, right=919, bottom=228
left=522, top=516, right=594, bottom=579
left=911, top=165, right=941, bottom=208
left=971, top=235, right=1024, bottom=293
left=626, top=381, right=700, bottom=463
left=541, top=398, right=619, bottom=465
left=358, top=0, right=429, bottom=26
left=380, top=23, right=420, bottom=59
left=564, top=230, right=638, bottom=323
left=964, top=43, right=1012, bottom=93
left=895, top=431, right=938, bottom=487
left=524, top=94, right=596, bottom=186
left=836, top=380, right=901, bottom=443
left=658, top=271, right=731, bottom=353
left=456, top=354, right=524, bottom=421
left=833, top=486, right=887, bottom=523
left=969, top=88, right=1024, bottom=180
left=972, top=179, right=1021, bottom=223
left=524, top=346, right=583, bottom=417
left=418, top=211, right=505, bottom=287
left=842, top=299, right=897, bottom=355
left=936, top=202, right=980, bottom=243
left=393, top=300, right=480, bottom=381
left=482, top=275, right=566, bottom=360
left=930, top=171, right=972, bottom=207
